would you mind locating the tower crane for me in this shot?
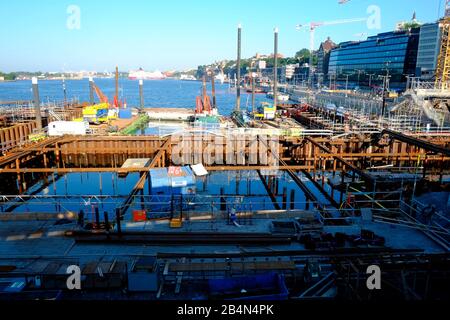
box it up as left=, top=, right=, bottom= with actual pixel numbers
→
left=295, top=17, right=367, bottom=71
left=435, top=0, right=450, bottom=89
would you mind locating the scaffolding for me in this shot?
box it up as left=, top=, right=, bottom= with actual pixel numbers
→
left=0, top=98, right=80, bottom=125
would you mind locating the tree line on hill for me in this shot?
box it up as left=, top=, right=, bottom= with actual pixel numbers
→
left=194, top=48, right=318, bottom=79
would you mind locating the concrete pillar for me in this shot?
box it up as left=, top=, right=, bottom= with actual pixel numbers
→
left=139, top=79, right=144, bottom=109
left=282, top=187, right=287, bottom=210
left=104, top=211, right=110, bottom=231
left=211, top=74, right=216, bottom=109
left=115, top=208, right=122, bottom=235
left=32, top=77, right=42, bottom=130
left=290, top=189, right=295, bottom=210
left=273, top=27, right=279, bottom=109
left=62, top=78, right=67, bottom=104
left=236, top=23, right=242, bottom=111
left=89, top=77, right=94, bottom=105
left=95, top=206, right=100, bottom=229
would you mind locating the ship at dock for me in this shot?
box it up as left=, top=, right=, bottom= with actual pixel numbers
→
left=128, top=68, right=166, bottom=80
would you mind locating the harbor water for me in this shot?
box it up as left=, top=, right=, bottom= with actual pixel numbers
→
left=0, top=78, right=271, bottom=116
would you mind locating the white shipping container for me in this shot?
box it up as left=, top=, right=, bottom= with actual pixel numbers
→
left=48, top=121, right=89, bottom=136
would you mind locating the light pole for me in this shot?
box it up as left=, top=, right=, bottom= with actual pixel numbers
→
left=403, top=73, right=414, bottom=91
left=355, top=69, right=364, bottom=88
left=316, top=73, right=323, bottom=89
left=89, top=77, right=95, bottom=105
left=367, top=73, right=375, bottom=90
left=236, top=23, right=242, bottom=111
left=139, top=79, right=144, bottom=110
left=273, top=27, right=279, bottom=109
left=381, top=61, right=391, bottom=118
left=62, top=77, right=67, bottom=105
left=250, top=63, right=255, bottom=114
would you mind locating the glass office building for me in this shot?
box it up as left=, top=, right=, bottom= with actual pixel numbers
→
left=328, top=29, right=420, bottom=90
left=416, top=22, right=442, bottom=79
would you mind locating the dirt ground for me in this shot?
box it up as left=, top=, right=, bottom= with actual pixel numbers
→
left=90, top=115, right=139, bottom=134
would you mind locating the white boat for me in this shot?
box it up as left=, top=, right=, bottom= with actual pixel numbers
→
left=180, top=74, right=197, bottom=81
left=266, top=91, right=290, bottom=102
left=129, top=68, right=166, bottom=80
left=215, top=73, right=225, bottom=84
left=278, top=94, right=290, bottom=102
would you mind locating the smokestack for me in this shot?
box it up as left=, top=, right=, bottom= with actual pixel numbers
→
left=32, top=77, right=42, bottom=130
left=89, top=77, right=94, bottom=105
left=236, top=23, right=242, bottom=111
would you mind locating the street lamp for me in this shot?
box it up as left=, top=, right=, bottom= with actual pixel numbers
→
left=367, top=73, right=375, bottom=89
left=380, top=61, right=392, bottom=117
left=403, top=73, right=415, bottom=91
left=354, top=69, right=364, bottom=88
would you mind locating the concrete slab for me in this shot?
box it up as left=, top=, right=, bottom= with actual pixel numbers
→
left=0, top=216, right=445, bottom=264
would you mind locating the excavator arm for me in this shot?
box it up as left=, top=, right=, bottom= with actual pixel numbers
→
left=92, top=82, right=109, bottom=104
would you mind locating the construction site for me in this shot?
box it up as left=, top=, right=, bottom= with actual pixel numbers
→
left=0, top=10, right=450, bottom=302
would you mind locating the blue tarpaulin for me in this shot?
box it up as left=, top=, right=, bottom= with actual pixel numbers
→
left=208, top=273, right=289, bottom=300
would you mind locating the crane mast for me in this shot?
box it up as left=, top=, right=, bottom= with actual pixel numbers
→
left=296, top=17, right=366, bottom=84
left=435, top=2, right=450, bottom=89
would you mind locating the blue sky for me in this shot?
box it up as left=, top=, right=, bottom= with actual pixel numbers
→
left=0, top=0, right=445, bottom=72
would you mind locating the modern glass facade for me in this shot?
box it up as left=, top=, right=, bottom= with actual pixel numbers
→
left=328, top=29, right=420, bottom=89
left=416, top=23, right=441, bottom=79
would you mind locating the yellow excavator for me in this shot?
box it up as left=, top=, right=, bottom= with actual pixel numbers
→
left=79, top=82, right=117, bottom=124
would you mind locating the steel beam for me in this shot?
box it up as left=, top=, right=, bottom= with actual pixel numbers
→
left=257, top=170, right=281, bottom=210
left=305, top=137, right=374, bottom=182
left=382, top=129, right=450, bottom=157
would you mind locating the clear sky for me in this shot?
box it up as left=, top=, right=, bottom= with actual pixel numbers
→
left=0, top=0, right=445, bottom=72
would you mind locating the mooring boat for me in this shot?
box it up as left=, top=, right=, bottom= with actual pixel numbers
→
left=266, top=91, right=290, bottom=101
